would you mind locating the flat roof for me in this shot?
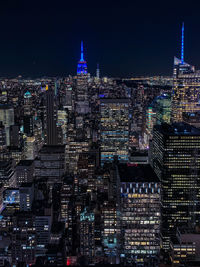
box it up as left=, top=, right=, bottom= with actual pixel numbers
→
left=17, top=160, right=34, bottom=167
left=39, top=145, right=65, bottom=154
left=154, top=122, right=200, bottom=136
left=100, top=98, right=129, bottom=103
left=118, top=163, right=159, bottom=183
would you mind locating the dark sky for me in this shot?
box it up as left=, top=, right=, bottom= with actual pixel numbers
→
left=0, top=0, right=200, bottom=77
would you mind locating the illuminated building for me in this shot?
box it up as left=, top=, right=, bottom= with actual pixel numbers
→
left=11, top=212, right=36, bottom=266
left=45, top=85, right=58, bottom=145
left=0, top=184, right=4, bottom=211
left=24, top=90, right=32, bottom=116
left=151, top=123, right=200, bottom=251
left=144, top=106, right=156, bottom=145
left=79, top=207, right=95, bottom=263
left=183, top=111, right=200, bottom=128
left=24, top=136, right=36, bottom=160
left=65, top=137, right=89, bottom=175
left=60, top=176, right=73, bottom=229
left=77, top=152, right=97, bottom=193
left=0, top=160, right=16, bottom=188
left=101, top=200, right=118, bottom=264
left=64, top=84, right=74, bottom=111
left=19, top=183, right=34, bottom=211
left=35, top=215, right=51, bottom=257
left=171, top=23, right=200, bottom=122
left=77, top=41, right=87, bottom=75
left=76, top=41, right=90, bottom=114
left=7, top=146, right=24, bottom=165
left=0, top=122, right=6, bottom=151
left=16, top=160, right=34, bottom=186
left=57, top=109, right=67, bottom=145
left=0, top=104, right=14, bottom=146
left=170, top=233, right=195, bottom=266
left=146, top=106, right=156, bottom=132
left=3, top=188, right=20, bottom=213
left=144, top=93, right=171, bottom=147
left=35, top=145, right=65, bottom=184
left=96, top=63, right=100, bottom=79
left=100, top=99, right=129, bottom=164
left=118, top=163, right=160, bottom=266
left=153, top=93, right=171, bottom=125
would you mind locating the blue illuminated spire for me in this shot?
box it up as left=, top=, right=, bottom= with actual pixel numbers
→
left=77, top=41, right=87, bottom=75
left=80, top=41, right=84, bottom=61
left=181, top=22, right=184, bottom=64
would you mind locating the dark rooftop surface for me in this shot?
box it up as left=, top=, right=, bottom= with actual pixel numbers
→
left=20, top=182, right=33, bottom=188
left=17, top=160, right=34, bottom=167
left=0, top=160, right=11, bottom=168
left=0, top=104, right=12, bottom=109
left=154, top=122, right=200, bottom=136
left=118, top=163, right=159, bottom=183
left=100, top=98, right=129, bottom=103
left=39, top=145, right=65, bottom=154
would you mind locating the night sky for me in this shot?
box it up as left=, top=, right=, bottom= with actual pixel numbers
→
left=0, top=0, right=200, bottom=78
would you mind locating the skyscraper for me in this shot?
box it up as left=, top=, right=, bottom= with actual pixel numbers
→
left=100, top=98, right=129, bottom=164
left=45, top=85, right=58, bottom=145
left=96, top=63, right=100, bottom=79
left=171, top=23, right=200, bottom=122
left=75, top=41, right=90, bottom=114
left=118, top=163, right=160, bottom=266
left=77, top=41, right=87, bottom=75
left=151, top=123, right=200, bottom=251
left=0, top=104, right=14, bottom=146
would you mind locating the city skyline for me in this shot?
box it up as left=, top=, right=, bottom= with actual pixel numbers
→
left=2, top=1, right=200, bottom=267
left=0, top=1, right=200, bottom=77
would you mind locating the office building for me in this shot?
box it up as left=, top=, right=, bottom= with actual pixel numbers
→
left=151, top=123, right=200, bottom=251
left=19, top=183, right=34, bottom=211
left=16, top=160, right=34, bottom=186
left=118, top=163, right=160, bottom=266
left=0, top=104, right=14, bottom=146
left=45, top=86, right=58, bottom=145
left=76, top=41, right=90, bottom=114
left=100, top=98, right=129, bottom=164
left=35, top=145, right=65, bottom=184
left=0, top=160, right=15, bottom=188
left=11, top=212, right=36, bottom=266
left=171, top=23, right=200, bottom=122
left=0, top=122, right=6, bottom=151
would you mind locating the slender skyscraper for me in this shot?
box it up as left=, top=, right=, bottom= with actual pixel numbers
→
left=171, top=23, right=200, bottom=122
left=96, top=63, right=100, bottom=79
left=76, top=41, right=90, bottom=114
left=77, top=41, right=87, bottom=75
left=181, top=22, right=184, bottom=64
left=45, top=85, right=58, bottom=145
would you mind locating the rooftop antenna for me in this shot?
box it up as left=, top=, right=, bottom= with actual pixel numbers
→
left=181, top=22, right=184, bottom=64
left=80, top=41, right=84, bottom=61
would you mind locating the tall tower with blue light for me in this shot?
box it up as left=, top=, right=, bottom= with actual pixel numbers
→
left=171, top=22, right=199, bottom=123
left=77, top=41, right=87, bottom=75
left=181, top=22, right=184, bottom=64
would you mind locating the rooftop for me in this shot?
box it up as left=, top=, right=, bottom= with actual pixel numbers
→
left=0, top=104, right=13, bottom=109
left=39, top=145, right=65, bottom=154
left=100, top=98, right=129, bottom=103
left=118, top=163, right=159, bottom=183
left=17, top=160, right=34, bottom=167
left=154, top=122, right=200, bottom=136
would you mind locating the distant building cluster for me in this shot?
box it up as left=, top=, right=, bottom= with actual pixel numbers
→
left=1, top=25, right=200, bottom=267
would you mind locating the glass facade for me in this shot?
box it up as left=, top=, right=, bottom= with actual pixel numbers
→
left=100, top=99, right=129, bottom=165
left=152, top=123, right=200, bottom=251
